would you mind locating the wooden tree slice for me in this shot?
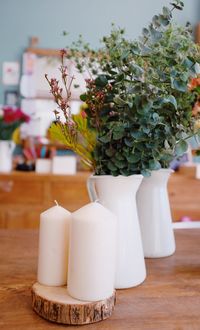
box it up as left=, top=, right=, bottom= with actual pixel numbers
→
left=32, top=282, right=116, bottom=325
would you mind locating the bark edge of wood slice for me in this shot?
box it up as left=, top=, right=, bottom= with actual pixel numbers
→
left=31, top=282, right=116, bottom=325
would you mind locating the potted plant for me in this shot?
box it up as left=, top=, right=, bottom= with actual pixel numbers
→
left=46, top=55, right=146, bottom=289
left=0, top=107, right=29, bottom=172
left=75, top=0, right=200, bottom=259
left=46, top=0, right=200, bottom=284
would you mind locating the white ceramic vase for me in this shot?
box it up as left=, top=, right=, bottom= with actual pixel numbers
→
left=87, top=174, right=146, bottom=289
left=0, top=140, right=15, bottom=173
left=137, top=169, right=176, bottom=258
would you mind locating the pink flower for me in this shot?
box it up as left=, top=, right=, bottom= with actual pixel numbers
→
left=96, top=91, right=105, bottom=100
left=68, top=120, right=75, bottom=127
left=109, top=110, right=118, bottom=117
left=60, top=49, right=67, bottom=57
left=60, top=99, right=69, bottom=111
left=85, top=79, right=95, bottom=87
left=81, top=110, right=87, bottom=119
left=50, top=78, right=59, bottom=93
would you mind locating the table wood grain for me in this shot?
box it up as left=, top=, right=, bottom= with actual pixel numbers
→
left=0, top=229, right=200, bottom=330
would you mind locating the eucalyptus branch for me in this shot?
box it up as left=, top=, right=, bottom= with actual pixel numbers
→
left=47, top=0, right=199, bottom=176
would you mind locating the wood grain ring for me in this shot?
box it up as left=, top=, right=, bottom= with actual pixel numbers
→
left=32, top=282, right=116, bottom=325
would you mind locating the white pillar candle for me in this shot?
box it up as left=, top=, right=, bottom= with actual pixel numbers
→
left=68, top=202, right=117, bottom=301
left=37, top=201, right=71, bottom=286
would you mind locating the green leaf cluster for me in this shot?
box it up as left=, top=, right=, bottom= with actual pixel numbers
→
left=66, top=0, right=200, bottom=176
left=0, top=119, right=21, bottom=140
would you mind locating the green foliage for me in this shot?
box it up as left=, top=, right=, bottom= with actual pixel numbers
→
left=65, top=0, right=200, bottom=176
left=0, top=120, right=20, bottom=140
left=175, top=139, right=188, bottom=156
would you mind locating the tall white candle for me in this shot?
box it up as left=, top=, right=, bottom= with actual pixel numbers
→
left=37, top=201, right=71, bottom=286
left=68, top=202, right=117, bottom=301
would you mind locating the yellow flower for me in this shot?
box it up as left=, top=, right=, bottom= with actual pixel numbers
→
left=12, top=127, right=21, bottom=145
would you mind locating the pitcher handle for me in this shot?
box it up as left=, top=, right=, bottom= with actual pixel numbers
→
left=87, top=175, right=98, bottom=202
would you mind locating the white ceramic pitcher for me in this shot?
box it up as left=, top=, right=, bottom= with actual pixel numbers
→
left=0, top=140, right=15, bottom=173
left=87, top=174, right=146, bottom=289
left=137, top=169, right=176, bottom=258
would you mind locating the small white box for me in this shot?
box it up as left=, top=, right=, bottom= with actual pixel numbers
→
left=52, top=156, right=77, bottom=175
left=196, top=164, right=200, bottom=179
left=36, top=159, right=52, bottom=173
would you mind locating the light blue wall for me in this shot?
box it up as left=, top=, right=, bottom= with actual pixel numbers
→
left=0, top=0, right=199, bottom=104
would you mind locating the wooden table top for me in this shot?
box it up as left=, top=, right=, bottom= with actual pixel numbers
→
left=0, top=229, right=200, bottom=330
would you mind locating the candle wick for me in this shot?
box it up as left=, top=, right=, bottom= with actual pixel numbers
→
left=54, top=200, right=59, bottom=206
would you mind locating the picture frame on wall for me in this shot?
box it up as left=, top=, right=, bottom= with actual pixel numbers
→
left=4, top=90, right=19, bottom=106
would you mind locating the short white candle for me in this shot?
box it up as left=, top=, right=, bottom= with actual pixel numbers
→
left=37, top=201, right=71, bottom=286
left=68, top=202, right=117, bottom=301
